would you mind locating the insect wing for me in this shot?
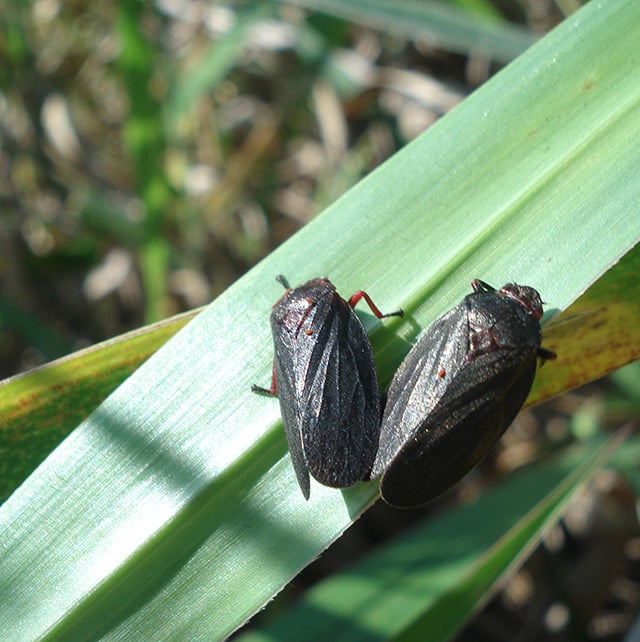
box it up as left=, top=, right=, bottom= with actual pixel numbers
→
left=272, top=319, right=313, bottom=499
left=270, top=281, right=336, bottom=499
left=375, top=283, right=546, bottom=508
left=271, top=284, right=380, bottom=495
left=299, top=296, right=380, bottom=488
left=371, top=304, right=469, bottom=478
left=380, top=344, right=538, bottom=508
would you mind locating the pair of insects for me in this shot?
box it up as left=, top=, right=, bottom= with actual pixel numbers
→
left=253, top=276, right=556, bottom=508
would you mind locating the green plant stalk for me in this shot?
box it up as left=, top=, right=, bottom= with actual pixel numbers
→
left=117, top=1, right=173, bottom=322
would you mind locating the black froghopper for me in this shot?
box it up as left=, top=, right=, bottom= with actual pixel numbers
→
left=371, top=279, right=556, bottom=508
left=253, top=275, right=403, bottom=500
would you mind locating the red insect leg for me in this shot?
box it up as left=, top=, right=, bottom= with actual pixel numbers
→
left=347, top=291, right=403, bottom=319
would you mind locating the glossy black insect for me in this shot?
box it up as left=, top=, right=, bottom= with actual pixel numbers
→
left=370, top=279, right=556, bottom=508
left=253, top=275, right=403, bottom=500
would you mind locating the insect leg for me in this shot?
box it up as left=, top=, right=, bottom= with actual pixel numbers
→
left=275, top=274, right=291, bottom=290
left=538, top=347, right=557, bottom=363
left=251, top=359, right=278, bottom=396
left=347, top=290, right=404, bottom=319
left=471, top=279, right=495, bottom=293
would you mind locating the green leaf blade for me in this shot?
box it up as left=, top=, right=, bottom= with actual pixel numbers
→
left=288, top=0, right=539, bottom=62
